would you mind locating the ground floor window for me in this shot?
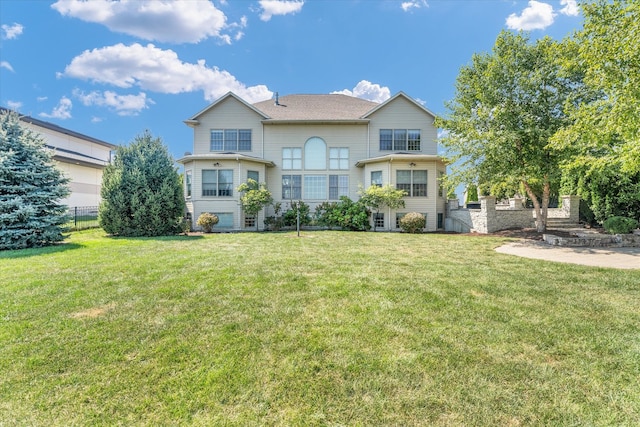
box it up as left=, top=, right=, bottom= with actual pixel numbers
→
left=396, top=170, right=427, bottom=197
left=329, top=175, right=349, bottom=199
left=304, top=175, right=327, bottom=199
left=213, top=212, right=233, bottom=228
left=374, top=213, right=384, bottom=229
left=244, top=214, right=256, bottom=228
left=395, top=213, right=405, bottom=229
left=202, top=169, right=233, bottom=197
left=282, top=175, right=302, bottom=200
left=437, top=213, right=444, bottom=229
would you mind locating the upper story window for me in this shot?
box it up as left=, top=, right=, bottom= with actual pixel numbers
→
left=283, top=148, right=302, bottom=170
left=210, top=129, right=251, bottom=151
left=329, top=148, right=349, bottom=170
left=202, top=169, right=233, bottom=197
left=305, top=137, right=326, bottom=170
left=397, top=170, right=427, bottom=197
left=380, top=129, right=421, bottom=151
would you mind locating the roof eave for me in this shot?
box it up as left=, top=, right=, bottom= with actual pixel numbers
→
left=355, top=153, right=446, bottom=167
left=261, top=119, right=370, bottom=125
left=177, top=153, right=276, bottom=167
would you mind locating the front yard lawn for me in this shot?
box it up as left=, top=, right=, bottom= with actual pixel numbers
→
left=1, top=230, right=639, bottom=425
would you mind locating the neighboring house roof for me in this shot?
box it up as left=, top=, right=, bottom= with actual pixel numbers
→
left=177, top=152, right=276, bottom=166
left=0, top=107, right=116, bottom=149
left=253, top=94, right=379, bottom=122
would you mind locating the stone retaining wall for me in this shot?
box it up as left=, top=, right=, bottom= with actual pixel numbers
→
left=446, top=195, right=580, bottom=234
left=543, top=232, right=640, bottom=247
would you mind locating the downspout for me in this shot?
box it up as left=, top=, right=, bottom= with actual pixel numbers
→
left=237, top=156, right=241, bottom=230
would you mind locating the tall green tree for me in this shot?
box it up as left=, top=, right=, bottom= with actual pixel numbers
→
left=437, top=31, right=580, bottom=232
left=359, top=184, right=406, bottom=231
left=237, top=178, right=273, bottom=230
left=0, top=110, right=70, bottom=250
left=99, top=131, right=185, bottom=236
left=553, top=0, right=640, bottom=222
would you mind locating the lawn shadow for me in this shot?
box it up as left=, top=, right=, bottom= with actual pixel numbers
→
left=0, top=242, right=85, bottom=259
left=104, top=234, right=205, bottom=242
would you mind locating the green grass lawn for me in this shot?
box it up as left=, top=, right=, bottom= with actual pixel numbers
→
left=1, top=230, right=639, bottom=426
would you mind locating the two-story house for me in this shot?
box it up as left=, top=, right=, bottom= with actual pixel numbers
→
left=178, top=91, right=446, bottom=231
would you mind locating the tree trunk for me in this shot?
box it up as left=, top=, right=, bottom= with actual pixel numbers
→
left=522, top=179, right=550, bottom=233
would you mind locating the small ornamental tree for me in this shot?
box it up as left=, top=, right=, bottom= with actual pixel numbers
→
left=0, top=110, right=70, bottom=250
left=359, top=184, right=406, bottom=231
left=237, top=179, right=273, bottom=230
left=99, top=131, right=185, bottom=236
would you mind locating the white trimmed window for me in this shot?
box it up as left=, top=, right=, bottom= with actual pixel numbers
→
left=210, top=129, right=251, bottom=151
left=374, top=213, right=384, bottom=229
left=380, top=129, right=421, bottom=151
left=329, top=148, right=349, bottom=170
left=397, top=170, right=427, bottom=197
left=329, top=175, right=349, bottom=199
left=282, top=175, right=302, bottom=199
left=185, top=170, right=192, bottom=198
left=305, top=137, right=327, bottom=170
left=213, top=213, right=234, bottom=228
left=247, top=170, right=259, bottom=182
left=371, top=170, right=382, bottom=187
left=304, top=175, right=327, bottom=199
left=283, top=148, right=302, bottom=170
left=202, top=169, right=233, bottom=197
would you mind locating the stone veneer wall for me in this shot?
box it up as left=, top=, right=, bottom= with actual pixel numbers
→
left=446, top=195, right=580, bottom=234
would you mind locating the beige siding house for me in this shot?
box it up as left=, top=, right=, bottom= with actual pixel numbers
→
left=178, top=92, right=447, bottom=231
left=6, top=109, right=116, bottom=208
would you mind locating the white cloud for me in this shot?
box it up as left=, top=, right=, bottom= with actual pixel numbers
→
left=1, top=23, right=24, bottom=39
left=37, top=96, right=48, bottom=102
left=259, top=0, right=304, bottom=21
left=332, top=80, right=391, bottom=103
left=40, top=97, right=73, bottom=120
left=51, top=0, right=237, bottom=44
left=506, top=0, right=555, bottom=31
left=60, top=43, right=273, bottom=103
left=91, top=116, right=103, bottom=123
left=73, top=89, right=153, bottom=116
left=1, top=61, right=14, bottom=72
left=6, top=100, right=23, bottom=111
left=401, top=0, right=427, bottom=12
left=560, top=0, right=579, bottom=16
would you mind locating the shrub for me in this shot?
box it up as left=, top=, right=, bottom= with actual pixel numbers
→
left=399, top=212, right=425, bottom=233
left=283, top=201, right=311, bottom=227
left=99, top=131, right=185, bottom=236
left=603, top=216, right=638, bottom=235
left=196, top=212, right=219, bottom=233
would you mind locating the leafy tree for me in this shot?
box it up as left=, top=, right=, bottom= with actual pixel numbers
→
left=437, top=31, right=581, bottom=232
left=359, top=184, right=406, bottom=231
left=553, top=0, right=640, bottom=222
left=0, top=110, right=70, bottom=250
left=553, top=0, right=640, bottom=174
left=99, top=131, right=185, bottom=236
left=237, top=179, right=273, bottom=230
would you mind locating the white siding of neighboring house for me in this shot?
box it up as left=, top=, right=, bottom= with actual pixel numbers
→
left=22, top=122, right=113, bottom=208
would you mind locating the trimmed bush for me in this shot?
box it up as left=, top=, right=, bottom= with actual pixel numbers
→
left=603, top=216, right=638, bottom=235
left=197, top=213, right=219, bottom=233
left=399, top=212, right=426, bottom=233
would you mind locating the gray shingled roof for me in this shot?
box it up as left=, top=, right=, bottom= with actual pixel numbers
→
left=253, top=94, right=379, bottom=121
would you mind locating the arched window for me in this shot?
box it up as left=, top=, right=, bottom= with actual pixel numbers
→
left=304, top=137, right=326, bottom=170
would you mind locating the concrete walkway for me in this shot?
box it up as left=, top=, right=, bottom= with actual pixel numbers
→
left=496, top=240, right=640, bottom=269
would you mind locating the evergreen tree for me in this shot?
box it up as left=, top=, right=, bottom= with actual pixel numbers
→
left=0, top=110, right=70, bottom=250
left=99, top=131, right=185, bottom=236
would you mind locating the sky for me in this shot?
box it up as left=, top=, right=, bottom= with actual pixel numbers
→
left=1, top=0, right=583, bottom=161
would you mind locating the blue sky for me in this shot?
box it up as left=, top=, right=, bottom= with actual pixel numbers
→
left=1, top=0, right=582, bottom=159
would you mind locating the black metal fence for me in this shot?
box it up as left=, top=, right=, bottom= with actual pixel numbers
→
left=67, top=206, right=100, bottom=230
